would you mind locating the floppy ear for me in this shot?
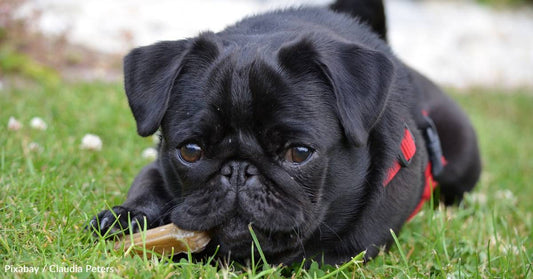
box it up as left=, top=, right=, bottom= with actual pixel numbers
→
left=124, top=40, right=187, bottom=136
left=123, top=34, right=220, bottom=136
left=278, top=38, right=394, bottom=146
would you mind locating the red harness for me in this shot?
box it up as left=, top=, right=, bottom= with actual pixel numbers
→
left=383, top=114, right=446, bottom=221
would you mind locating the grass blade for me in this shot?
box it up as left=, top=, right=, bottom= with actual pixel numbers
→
left=317, top=251, right=365, bottom=279
left=390, top=229, right=409, bottom=268
left=248, top=223, right=268, bottom=266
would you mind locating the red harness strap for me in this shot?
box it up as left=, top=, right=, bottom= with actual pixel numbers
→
left=383, top=124, right=445, bottom=221
left=383, top=127, right=417, bottom=186
left=407, top=162, right=437, bottom=221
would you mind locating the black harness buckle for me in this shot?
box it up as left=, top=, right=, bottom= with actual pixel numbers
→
left=421, top=114, right=445, bottom=178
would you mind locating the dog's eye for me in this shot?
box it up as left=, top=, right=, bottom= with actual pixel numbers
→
left=179, top=143, right=203, bottom=163
left=285, top=146, right=312, bottom=164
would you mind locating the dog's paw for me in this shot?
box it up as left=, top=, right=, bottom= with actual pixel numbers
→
left=88, top=206, right=148, bottom=238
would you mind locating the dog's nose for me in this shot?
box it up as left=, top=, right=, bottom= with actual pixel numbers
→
left=221, top=161, right=258, bottom=185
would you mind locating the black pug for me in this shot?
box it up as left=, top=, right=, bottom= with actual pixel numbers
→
left=91, top=0, right=481, bottom=265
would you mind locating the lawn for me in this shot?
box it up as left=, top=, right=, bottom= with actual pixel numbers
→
left=0, top=81, right=531, bottom=278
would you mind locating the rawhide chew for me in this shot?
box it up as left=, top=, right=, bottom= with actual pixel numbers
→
left=115, top=223, right=210, bottom=256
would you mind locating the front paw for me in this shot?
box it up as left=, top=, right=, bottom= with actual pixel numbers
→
left=88, top=206, right=148, bottom=238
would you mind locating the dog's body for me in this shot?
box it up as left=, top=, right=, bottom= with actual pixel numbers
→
left=92, top=0, right=481, bottom=265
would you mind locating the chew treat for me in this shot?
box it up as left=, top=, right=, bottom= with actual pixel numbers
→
left=115, top=223, right=210, bottom=256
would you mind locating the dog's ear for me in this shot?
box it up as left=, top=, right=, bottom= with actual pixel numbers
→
left=278, top=38, right=394, bottom=146
left=124, top=34, right=220, bottom=136
left=321, top=41, right=394, bottom=146
left=124, top=40, right=187, bottom=136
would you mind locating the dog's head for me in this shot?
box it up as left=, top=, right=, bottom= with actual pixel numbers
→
left=123, top=32, right=394, bottom=260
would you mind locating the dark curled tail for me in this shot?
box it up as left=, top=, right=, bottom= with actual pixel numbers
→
left=330, top=0, right=387, bottom=41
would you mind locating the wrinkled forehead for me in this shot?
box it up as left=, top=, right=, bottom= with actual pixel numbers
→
left=167, top=52, right=340, bottom=143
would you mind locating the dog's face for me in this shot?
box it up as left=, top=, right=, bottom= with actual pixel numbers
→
left=161, top=57, right=342, bottom=258
left=123, top=32, right=394, bottom=260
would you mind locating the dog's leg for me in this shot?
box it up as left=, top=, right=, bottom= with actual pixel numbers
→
left=89, top=162, right=174, bottom=236
left=428, top=95, right=482, bottom=204
left=412, top=70, right=482, bottom=204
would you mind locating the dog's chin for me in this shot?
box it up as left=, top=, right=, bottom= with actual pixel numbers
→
left=208, top=216, right=302, bottom=260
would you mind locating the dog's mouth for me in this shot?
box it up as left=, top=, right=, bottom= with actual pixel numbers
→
left=170, top=201, right=307, bottom=260
left=207, top=216, right=302, bottom=260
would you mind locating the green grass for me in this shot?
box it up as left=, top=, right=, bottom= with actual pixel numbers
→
left=476, top=0, right=533, bottom=7
left=0, top=47, right=61, bottom=87
left=1, top=82, right=532, bottom=278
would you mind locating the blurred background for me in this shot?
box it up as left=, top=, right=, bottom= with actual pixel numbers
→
left=1, top=0, right=532, bottom=89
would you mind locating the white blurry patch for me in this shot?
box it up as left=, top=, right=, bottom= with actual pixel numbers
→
left=495, top=189, right=517, bottom=204
left=0, top=79, right=4, bottom=91
left=141, top=147, right=158, bottom=161
left=152, top=131, right=161, bottom=145
left=8, top=117, right=22, bottom=131
left=30, top=117, right=48, bottom=130
left=469, top=192, right=487, bottom=205
left=28, top=142, right=43, bottom=153
left=499, top=244, right=522, bottom=256
left=81, top=134, right=103, bottom=151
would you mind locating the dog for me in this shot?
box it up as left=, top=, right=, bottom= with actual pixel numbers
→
left=91, top=0, right=481, bottom=265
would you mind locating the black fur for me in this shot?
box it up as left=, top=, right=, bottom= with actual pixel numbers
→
left=91, top=0, right=481, bottom=265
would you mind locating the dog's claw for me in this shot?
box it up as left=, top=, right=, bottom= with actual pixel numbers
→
left=99, top=218, right=109, bottom=232
left=131, top=219, right=140, bottom=233
left=88, top=219, right=97, bottom=230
